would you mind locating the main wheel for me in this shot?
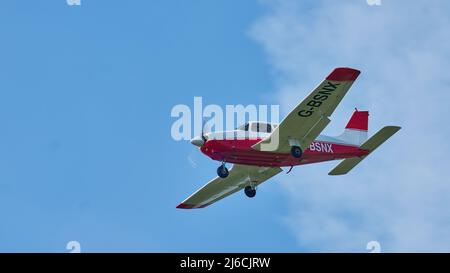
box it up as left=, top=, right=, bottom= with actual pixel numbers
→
left=244, top=186, right=256, bottom=198
left=217, top=165, right=229, bottom=178
left=290, top=146, right=303, bottom=158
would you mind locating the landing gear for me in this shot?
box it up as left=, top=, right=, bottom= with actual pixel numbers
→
left=217, top=164, right=229, bottom=178
left=244, top=186, right=256, bottom=198
left=290, top=146, right=303, bottom=158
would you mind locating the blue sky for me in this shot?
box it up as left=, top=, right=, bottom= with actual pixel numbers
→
left=0, top=0, right=296, bottom=252
left=1, top=0, right=450, bottom=252
left=251, top=0, right=450, bottom=252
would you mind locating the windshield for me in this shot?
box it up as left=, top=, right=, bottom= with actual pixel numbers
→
left=236, top=123, right=249, bottom=131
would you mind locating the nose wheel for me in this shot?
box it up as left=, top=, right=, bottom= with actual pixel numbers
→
left=244, top=186, right=256, bottom=198
left=217, top=164, right=229, bottom=178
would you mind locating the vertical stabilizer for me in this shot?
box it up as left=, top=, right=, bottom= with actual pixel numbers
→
left=336, top=109, right=369, bottom=146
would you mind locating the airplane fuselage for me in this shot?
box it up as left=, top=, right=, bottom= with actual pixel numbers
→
left=200, top=130, right=369, bottom=168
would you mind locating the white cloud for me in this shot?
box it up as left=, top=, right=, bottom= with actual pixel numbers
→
left=251, top=0, right=450, bottom=252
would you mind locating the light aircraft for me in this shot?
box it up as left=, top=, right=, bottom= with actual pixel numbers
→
left=177, top=67, right=400, bottom=209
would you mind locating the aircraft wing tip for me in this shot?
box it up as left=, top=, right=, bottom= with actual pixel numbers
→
left=176, top=203, right=205, bottom=209
left=326, top=67, right=361, bottom=81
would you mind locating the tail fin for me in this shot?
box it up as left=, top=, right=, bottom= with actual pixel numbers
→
left=329, top=126, right=401, bottom=175
left=335, top=109, right=369, bottom=146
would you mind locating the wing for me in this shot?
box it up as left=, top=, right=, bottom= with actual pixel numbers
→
left=176, top=165, right=282, bottom=209
left=252, top=67, right=361, bottom=153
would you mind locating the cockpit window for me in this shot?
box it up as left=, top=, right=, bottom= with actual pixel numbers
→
left=237, top=123, right=250, bottom=131
left=238, top=122, right=273, bottom=133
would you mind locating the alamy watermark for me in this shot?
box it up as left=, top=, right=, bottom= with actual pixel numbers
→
left=170, top=97, right=280, bottom=142
left=67, top=0, right=81, bottom=6
left=366, top=241, right=382, bottom=253
left=367, top=0, right=381, bottom=6
left=66, top=240, right=81, bottom=253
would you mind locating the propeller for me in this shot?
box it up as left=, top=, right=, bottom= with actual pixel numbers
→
left=190, top=119, right=209, bottom=147
left=201, top=119, right=207, bottom=143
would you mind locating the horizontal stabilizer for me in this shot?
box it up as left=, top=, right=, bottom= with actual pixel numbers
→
left=328, top=126, right=401, bottom=175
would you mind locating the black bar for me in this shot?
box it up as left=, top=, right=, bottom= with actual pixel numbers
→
left=0, top=253, right=446, bottom=272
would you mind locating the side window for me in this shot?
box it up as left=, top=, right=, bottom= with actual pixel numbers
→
left=243, top=122, right=274, bottom=133
left=249, top=122, right=273, bottom=133
left=250, top=123, right=258, bottom=132
left=257, top=123, right=272, bottom=133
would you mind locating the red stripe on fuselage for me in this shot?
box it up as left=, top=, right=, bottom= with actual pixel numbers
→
left=200, top=138, right=369, bottom=167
